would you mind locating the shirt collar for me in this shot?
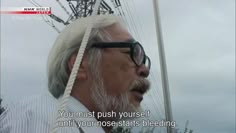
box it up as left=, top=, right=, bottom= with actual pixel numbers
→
left=66, top=96, right=105, bottom=133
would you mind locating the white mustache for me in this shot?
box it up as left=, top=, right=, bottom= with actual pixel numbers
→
left=129, top=79, right=150, bottom=94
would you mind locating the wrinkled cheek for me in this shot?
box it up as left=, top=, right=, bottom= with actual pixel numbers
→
left=119, top=62, right=131, bottom=72
left=102, top=72, right=125, bottom=94
left=101, top=62, right=134, bottom=96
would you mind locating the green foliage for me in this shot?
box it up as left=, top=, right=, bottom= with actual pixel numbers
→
left=0, top=98, right=5, bottom=115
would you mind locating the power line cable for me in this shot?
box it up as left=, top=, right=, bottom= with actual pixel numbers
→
left=55, top=0, right=70, bottom=15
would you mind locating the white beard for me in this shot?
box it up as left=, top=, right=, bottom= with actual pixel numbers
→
left=89, top=73, right=142, bottom=121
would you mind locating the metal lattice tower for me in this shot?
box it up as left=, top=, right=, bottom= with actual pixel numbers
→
left=49, top=0, right=121, bottom=26
left=36, top=0, right=122, bottom=32
left=68, top=0, right=114, bottom=18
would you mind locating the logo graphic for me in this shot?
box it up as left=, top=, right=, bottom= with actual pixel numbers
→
left=1, top=7, right=51, bottom=14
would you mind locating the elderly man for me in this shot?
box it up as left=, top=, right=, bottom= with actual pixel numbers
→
left=0, top=15, right=151, bottom=133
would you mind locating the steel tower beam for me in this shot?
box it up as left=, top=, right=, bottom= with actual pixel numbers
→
left=66, top=0, right=114, bottom=19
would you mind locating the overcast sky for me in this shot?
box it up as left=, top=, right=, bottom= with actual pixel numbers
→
left=0, top=0, right=235, bottom=133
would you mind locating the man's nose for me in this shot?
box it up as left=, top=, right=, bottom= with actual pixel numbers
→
left=137, top=64, right=150, bottom=78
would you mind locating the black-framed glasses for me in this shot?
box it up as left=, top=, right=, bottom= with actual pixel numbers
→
left=91, top=41, right=151, bottom=70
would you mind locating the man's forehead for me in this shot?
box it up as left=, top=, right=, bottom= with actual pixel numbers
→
left=125, top=38, right=136, bottom=43
left=103, top=24, right=133, bottom=41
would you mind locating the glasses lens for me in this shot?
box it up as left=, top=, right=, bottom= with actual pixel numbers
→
left=145, top=56, right=151, bottom=69
left=133, top=43, right=144, bottom=65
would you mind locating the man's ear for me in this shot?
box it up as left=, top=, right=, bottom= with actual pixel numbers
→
left=68, top=53, right=88, bottom=80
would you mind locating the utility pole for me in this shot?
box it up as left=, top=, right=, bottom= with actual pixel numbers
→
left=152, top=0, right=174, bottom=133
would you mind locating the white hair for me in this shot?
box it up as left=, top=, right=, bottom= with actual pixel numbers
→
left=47, top=15, right=124, bottom=98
